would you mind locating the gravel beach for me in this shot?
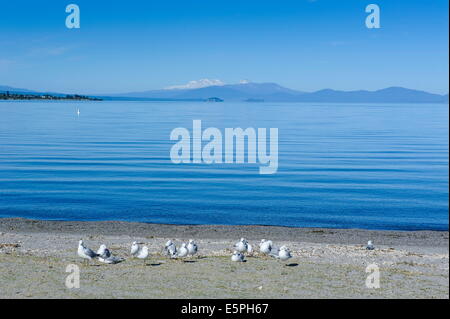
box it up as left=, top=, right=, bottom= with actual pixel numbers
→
left=0, top=218, right=448, bottom=299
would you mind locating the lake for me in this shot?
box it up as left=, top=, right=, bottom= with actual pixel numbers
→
left=0, top=100, right=448, bottom=230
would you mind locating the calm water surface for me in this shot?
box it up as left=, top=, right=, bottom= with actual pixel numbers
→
left=0, top=101, right=448, bottom=230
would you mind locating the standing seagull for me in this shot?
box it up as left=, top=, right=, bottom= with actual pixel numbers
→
left=176, top=243, right=189, bottom=260
left=97, top=244, right=111, bottom=258
left=259, top=239, right=273, bottom=255
left=77, top=240, right=99, bottom=265
left=277, top=246, right=292, bottom=263
left=97, top=244, right=124, bottom=264
left=130, top=241, right=140, bottom=257
left=366, top=240, right=375, bottom=250
left=247, top=243, right=253, bottom=256
left=187, top=239, right=198, bottom=258
left=164, top=240, right=174, bottom=252
left=165, top=240, right=177, bottom=259
left=136, top=246, right=149, bottom=265
left=234, top=238, right=248, bottom=254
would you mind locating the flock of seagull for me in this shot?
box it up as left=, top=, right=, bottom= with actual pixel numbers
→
left=77, top=239, right=202, bottom=265
left=78, top=238, right=376, bottom=266
left=230, top=238, right=293, bottom=263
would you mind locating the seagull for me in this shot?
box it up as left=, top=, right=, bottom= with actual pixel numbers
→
left=366, top=240, right=375, bottom=250
left=268, top=246, right=280, bottom=258
left=269, top=245, right=292, bottom=263
left=187, top=239, right=198, bottom=257
left=97, top=244, right=111, bottom=258
left=99, top=255, right=124, bottom=264
left=277, top=246, right=292, bottom=262
left=168, top=245, right=177, bottom=258
left=234, top=238, right=248, bottom=254
left=247, top=243, right=253, bottom=256
left=97, top=244, right=124, bottom=264
left=164, top=240, right=177, bottom=258
left=136, top=246, right=149, bottom=265
left=259, top=239, right=273, bottom=255
left=177, top=243, right=189, bottom=260
left=164, top=240, right=174, bottom=251
left=131, top=241, right=140, bottom=257
left=77, top=240, right=99, bottom=265
left=231, top=251, right=245, bottom=262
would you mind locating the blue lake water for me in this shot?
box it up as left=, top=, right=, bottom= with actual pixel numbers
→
left=0, top=101, right=448, bottom=230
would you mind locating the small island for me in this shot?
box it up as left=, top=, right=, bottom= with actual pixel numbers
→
left=205, top=97, right=224, bottom=102
left=245, top=98, right=264, bottom=102
left=0, top=91, right=102, bottom=101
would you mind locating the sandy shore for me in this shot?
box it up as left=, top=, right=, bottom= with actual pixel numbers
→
left=0, top=218, right=448, bottom=299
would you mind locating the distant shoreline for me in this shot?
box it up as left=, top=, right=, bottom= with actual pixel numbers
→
left=0, top=216, right=447, bottom=233
left=2, top=83, right=448, bottom=103
left=0, top=92, right=102, bottom=101
left=1, top=97, right=448, bottom=104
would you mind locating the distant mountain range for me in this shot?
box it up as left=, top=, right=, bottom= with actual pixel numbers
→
left=0, top=85, right=36, bottom=94
left=1, top=83, right=448, bottom=103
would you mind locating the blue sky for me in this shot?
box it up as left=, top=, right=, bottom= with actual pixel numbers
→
left=0, top=0, right=448, bottom=94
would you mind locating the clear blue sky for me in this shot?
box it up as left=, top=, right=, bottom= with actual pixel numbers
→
left=0, top=0, right=448, bottom=94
